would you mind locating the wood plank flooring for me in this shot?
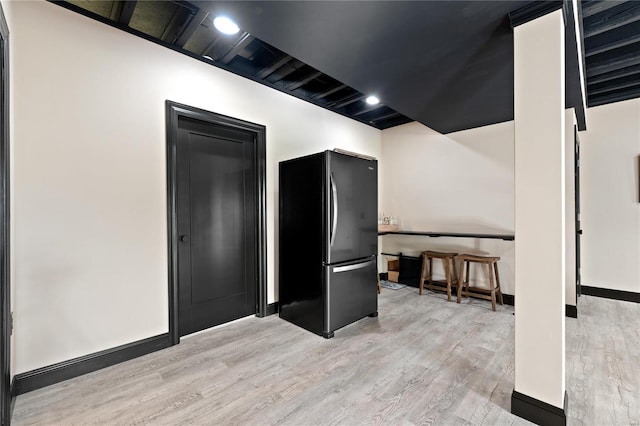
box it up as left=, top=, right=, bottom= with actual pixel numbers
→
left=11, top=288, right=639, bottom=425
left=566, top=295, right=640, bottom=425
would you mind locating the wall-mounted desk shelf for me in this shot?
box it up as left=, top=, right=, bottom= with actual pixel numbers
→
left=379, top=231, right=514, bottom=287
left=378, top=230, right=515, bottom=241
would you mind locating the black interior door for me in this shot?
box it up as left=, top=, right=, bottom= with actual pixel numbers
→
left=176, top=117, right=256, bottom=336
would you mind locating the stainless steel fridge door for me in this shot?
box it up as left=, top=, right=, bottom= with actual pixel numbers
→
left=326, top=152, right=378, bottom=264
left=325, top=257, right=378, bottom=335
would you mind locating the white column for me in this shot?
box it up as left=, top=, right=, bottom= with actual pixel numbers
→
left=514, top=8, right=566, bottom=410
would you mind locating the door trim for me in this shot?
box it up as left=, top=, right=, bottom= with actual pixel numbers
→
left=165, top=101, right=267, bottom=345
left=0, top=4, right=10, bottom=424
left=574, top=125, right=581, bottom=300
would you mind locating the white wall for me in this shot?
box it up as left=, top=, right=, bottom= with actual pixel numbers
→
left=8, top=1, right=381, bottom=373
left=579, top=98, right=640, bottom=293
left=380, top=121, right=515, bottom=294
left=7, top=0, right=638, bottom=380
left=565, top=109, right=577, bottom=307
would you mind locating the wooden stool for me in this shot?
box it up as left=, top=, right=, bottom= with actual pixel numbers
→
left=419, top=251, right=459, bottom=301
left=456, top=254, right=503, bottom=311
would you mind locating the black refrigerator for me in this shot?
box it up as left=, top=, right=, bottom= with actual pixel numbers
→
left=279, top=150, right=378, bottom=338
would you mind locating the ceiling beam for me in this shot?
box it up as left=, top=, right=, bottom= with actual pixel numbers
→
left=351, top=103, right=384, bottom=117
left=285, top=70, right=323, bottom=91
left=266, top=62, right=301, bottom=84
left=256, top=55, right=292, bottom=79
left=201, top=38, right=219, bottom=57
left=331, top=94, right=365, bottom=109
left=174, top=9, right=209, bottom=48
left=219, top=33, right=253, bottom=64
left=587, top=50, right=640, bottom=77
left=588, top=85, right=640, bottom=107
left=374, top=114, right=413, bottom=130
left=117, top=0, right=137, bottom=26
left=585, top=30, right=640, bottom=57
left=109, top=2, right=120, bottom=20
left=369, top=111, right=401, bottom=123
left=311, top=84, right=347, bottom=100
left=583, top=3, right=640, bottom=38
left=160, top=7, right=184, bottom=42
left=587, top=63, right=640, bottom=84
left=588, top=78, right=640, bottom=96
left=581, top=0, right=626, bottom=18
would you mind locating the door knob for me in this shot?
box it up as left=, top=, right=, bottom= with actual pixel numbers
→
left=179, top=234, right=189, bottom=243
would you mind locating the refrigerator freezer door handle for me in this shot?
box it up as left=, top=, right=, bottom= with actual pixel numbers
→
left=333, top=259, right=375, bottom=273
left=330, top=173, right=338, bottom=247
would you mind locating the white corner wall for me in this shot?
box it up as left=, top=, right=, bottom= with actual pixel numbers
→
left=565, top=109, right=577, bottom=307
left=579, top=98, right=640, bottom=293
left=9, top=1, right=381, bottom=373
left=380, top=121, right=515, bottom=294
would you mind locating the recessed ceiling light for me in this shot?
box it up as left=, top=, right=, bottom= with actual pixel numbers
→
left=213, top=16, right=240, bottom=35
left=365, top=95, right=380, bottom=105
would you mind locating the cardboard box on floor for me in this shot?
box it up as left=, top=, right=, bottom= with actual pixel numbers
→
left=388, top=259, right=399, bottom=282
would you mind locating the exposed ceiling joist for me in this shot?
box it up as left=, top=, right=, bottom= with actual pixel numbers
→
left=583, top=3, right=640, bottom=38
left=587, top=50, right=640, bottom=77
left=351, top=103, right=384, bottom=117
left=160, top=7, right=184, bottom=42
left=109, top=1, right=120, bottom=20
left=588, top=84, right=640, bottom=106
left=585, top=30, right=640, bottom=57
left=175, top=8, right=209, bottom=48
left=266, top=62, right=301, bottom=84
left=582, top=1, right=640, bottom=109
left=285, top=70, right=323, bottom=91
left=582, top=0, right=627, bottom=18
left=326, top=91, right=359, bottom=108
left=117, top=0, right=137, bottom=26
left=588, top=77, right=639, bottom=95
left=332, top=95, right=364, bottom=110
left=374, top=114, right=413, bottom=129
left=256, top=55, right=291, bottom=79
left=311, top=84, right=347, bottom=100
left=201, top=38, right=221, bottom=57
left=369, top=111, right=401, bottom=123
left=219, top=33, right=253, bottom=64
left=587, top=63, right=640, bottom=84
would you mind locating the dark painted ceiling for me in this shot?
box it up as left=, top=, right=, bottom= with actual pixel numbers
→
left=581, top=0, right=640, bottom=107
left=201, top=1, right=522, bottom=134
left=55, top=1, right=638, bottom=133
left=59, top=0, right=414, bottom=130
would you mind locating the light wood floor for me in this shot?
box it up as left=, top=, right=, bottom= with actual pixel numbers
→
left=12, top=288, right=639, bottom=425
left=566, top=294, right=639, bottom=425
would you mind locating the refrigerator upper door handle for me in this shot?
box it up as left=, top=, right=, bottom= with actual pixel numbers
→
left=333, top=258, right=375, bottom=273
left=330, top=173, right=338, bottom=247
